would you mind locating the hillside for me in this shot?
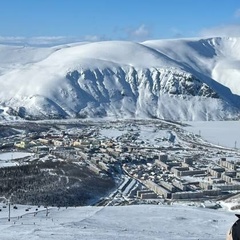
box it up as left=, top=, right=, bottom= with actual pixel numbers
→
left=1, top=37, right=240, bottom=121
left=0, top=203, right=235, bottom=240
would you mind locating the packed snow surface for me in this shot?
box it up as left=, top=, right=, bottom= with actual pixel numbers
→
left=0, top=203, right=236, bottom=240
left=1, top=37, right=240, bottom=120
left=0, top=152, right=32, bottom=161
left=0, top=152, right=33, bottom=167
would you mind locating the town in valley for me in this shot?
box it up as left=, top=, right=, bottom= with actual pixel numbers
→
left=0, top=119, right=240, bottom=209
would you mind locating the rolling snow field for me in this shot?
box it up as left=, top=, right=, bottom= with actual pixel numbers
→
left=0, top=203, right=237, bottom=240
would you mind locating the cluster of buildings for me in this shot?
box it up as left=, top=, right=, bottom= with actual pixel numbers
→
left=124, top=153, right=240, bottom=200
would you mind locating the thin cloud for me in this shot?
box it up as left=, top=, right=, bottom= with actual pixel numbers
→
left=83, top=35, right=107, bottom=42
left=199, top=24, right=240, bottom=38
left=234, top=8, right=240, bottom=19
left=127, top=24, right=152, bottom=41
left=0, top=35, right=106, bottom=47
left=0, top=36, right=81, bottom=46
left=170, top=28, right=184, bottom=39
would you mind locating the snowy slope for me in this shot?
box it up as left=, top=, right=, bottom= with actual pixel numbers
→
left=143, top=37, right=240, bottom=95
left=0, top=203, right=236, bottom=240
left=1, top=37, right=240, bottom=120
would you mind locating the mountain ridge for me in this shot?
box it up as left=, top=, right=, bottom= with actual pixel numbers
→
left=1, top=37, right=240, bottom=121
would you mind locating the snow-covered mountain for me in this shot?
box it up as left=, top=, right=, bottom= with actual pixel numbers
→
left=1, top=37, right=240, bottom=121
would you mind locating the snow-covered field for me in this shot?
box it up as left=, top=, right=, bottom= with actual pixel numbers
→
left=184, top=120, right=240, bottom=149
left=100, top=128, right=127, bottom=139
left=100, top=124, right=178, bottom=147
left=0, top=203, right=236, bottom=240
left=0, top=152, right=33, bottom=167
left=0, top=152, right=32, bottom=161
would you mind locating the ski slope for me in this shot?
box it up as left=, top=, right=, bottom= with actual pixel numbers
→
left=0, top=203, right=236, bottom=240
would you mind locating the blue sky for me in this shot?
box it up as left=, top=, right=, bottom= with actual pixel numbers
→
left=1, top=0, right=240, bottom=41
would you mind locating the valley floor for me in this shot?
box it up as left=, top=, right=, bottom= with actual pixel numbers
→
left=0, top=119, right=239, bottom=239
